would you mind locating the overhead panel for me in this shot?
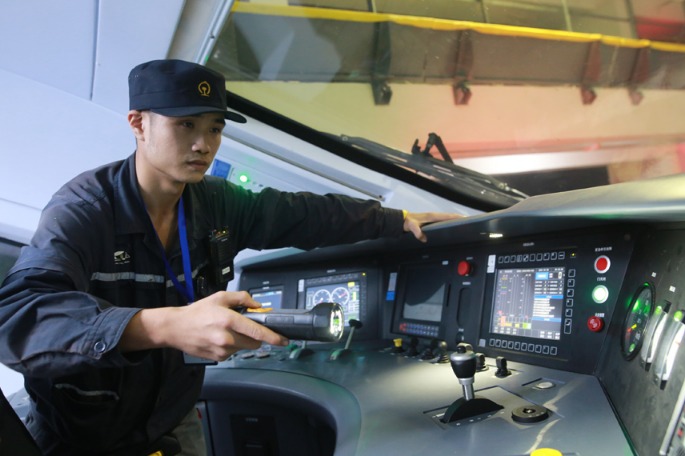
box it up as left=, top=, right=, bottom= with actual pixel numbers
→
left=209, top=2, right=685, bottom=104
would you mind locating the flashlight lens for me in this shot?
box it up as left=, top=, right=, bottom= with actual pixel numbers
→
left=330, top=308, right=344, bottom=337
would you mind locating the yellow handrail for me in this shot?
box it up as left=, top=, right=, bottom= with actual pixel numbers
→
left=232, top=2, right=685, bottom=53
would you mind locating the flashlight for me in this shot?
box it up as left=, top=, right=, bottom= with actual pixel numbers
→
left=243, top=302, right=345, bottom=342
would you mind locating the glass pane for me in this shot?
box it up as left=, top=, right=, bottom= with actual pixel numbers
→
left=571, top=15, right=634, bottom=37
left=376, top=0, right=485, bottom=22
left=484, top=1, right=567, bottom=30
left=209, top=0, right=685, bottom=203
left=567, top=0, right=630, bottom=19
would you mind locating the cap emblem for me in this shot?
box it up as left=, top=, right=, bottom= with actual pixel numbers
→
left=198, top=81, right=211, bottom=97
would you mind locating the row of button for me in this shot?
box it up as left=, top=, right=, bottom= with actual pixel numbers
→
left=565, top=268, right=576, bottom=334
left=398, top=322, right=439, bottom=338
left=498, top=251, right=566, bottom=264
left=306, top=272, right=361, bottom=285
left=489, top=338, right=559, bottom=356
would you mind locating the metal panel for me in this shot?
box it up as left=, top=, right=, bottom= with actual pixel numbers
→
left=92, top=0, right=186, bottom=113
left=0, top=0, right=96, bottom=99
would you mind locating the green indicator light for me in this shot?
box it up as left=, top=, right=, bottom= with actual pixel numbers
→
left=238, top=173, right=249, bottom=183
left=632, top=299, right=642, bottom=313
left=674, top=310, right=683, bottom=321
left=592, top=285, right=609, bottom=304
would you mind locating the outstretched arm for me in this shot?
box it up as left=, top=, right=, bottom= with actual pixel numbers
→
left=403, top=211, right=465, bottom=242
left=120, top=291, right=289, bottom=361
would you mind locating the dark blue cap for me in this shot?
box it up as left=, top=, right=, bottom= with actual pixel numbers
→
left=128, top=59, right=228, bottom=117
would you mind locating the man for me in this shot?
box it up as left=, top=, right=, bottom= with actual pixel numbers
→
left=0, top=59, right=460, bottom=455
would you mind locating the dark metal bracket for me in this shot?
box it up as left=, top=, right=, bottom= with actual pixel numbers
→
left=628, top=47, right=650, bottom=105
left=371, top=21, right=392, bottom=105
left=452, top=30, right=474, bottom=105
left=580, top=41, right=601, bottom=105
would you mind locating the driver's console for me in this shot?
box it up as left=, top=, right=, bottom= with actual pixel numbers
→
left=199, top=176, right=685, bottom=456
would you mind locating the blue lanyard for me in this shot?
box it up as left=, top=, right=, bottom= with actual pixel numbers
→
left=162, top=195, right=195, bottom=303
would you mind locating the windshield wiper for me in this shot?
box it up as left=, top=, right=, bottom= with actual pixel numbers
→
left=412, top=133, right=528, bottom=198
left=412, top=132, right=455, bottom=163
left=339, top=134, right=528, bottom=207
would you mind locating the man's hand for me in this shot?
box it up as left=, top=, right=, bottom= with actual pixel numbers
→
left=403, top=212, right=464, bottom=243
left=120, top=291, right=289, bottom=362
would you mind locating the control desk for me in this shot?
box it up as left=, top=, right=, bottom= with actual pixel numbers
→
left=199, top=174, right=685, bottom=456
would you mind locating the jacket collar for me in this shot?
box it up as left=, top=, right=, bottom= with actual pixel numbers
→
left=112, top=153, right=204, bottom=252
left=113, top=153, right=149, bottom=236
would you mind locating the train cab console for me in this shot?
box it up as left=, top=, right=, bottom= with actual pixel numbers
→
left=198, top=174, right=685, bottom=456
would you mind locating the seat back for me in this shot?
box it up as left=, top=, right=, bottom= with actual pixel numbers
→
left=0, top=388, right=42, bottom=455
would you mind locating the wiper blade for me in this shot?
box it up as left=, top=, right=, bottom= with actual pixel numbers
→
left=412, top=133, right=454, bottom=163
left=340, top=134, right=528, bottom=206
left=411, top=132, right=527, bottom=196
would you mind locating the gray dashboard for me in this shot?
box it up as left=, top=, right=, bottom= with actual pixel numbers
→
left=200, top=173, right=685, bottom=456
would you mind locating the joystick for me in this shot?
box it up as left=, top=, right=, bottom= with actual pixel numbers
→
left=419, top=338, right=439, bottom=360
left=455, top=342, right=473, bottom=354
left=475, top=353, right=488, bottom=372
left=495, top=356, right=512, bottom=378
left=330, top=319, right=363, bottom=360
left=433, top=341, right=450, bottom=364
left=449, top=351, right=477, bottom=401
left=441, top=349, right=503, bottom=423
left=288, top=340, right=314, bottom=360
left=391, top=338, right=406, bottom=353
left=404, top=337, right=420, bottom=357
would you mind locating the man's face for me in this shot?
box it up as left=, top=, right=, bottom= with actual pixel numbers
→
left=137, top=111, right=226, bottom=185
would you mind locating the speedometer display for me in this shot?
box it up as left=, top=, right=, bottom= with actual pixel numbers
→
left=331, top=287, right=350, bottom=306
left=622, top=283, right=654, bottom=360
left=312, top=289, right=332, bottom=304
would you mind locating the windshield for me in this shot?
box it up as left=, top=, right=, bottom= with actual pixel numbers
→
left=205, top=0, right=685, bottom=207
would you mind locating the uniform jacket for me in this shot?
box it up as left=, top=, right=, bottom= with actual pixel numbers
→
left=0, top=153, right=404, bottom=454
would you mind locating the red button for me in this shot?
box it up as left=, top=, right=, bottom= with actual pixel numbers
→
left=587, top=316, right=605, bottom=332
left=594, top=255, right=611, bottom=273
left=457, top=260, right=473, bottom=276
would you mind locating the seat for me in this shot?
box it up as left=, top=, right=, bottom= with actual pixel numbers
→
left=0, top=387, right=42, bottom=455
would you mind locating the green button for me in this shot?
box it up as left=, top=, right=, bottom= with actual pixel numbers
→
left=592, top=285, right=609, bottom=303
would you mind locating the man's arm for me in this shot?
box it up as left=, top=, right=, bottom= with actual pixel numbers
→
left=119, top=291, right=289, bottom=361
left=403, top=211, right=465, bottom=242
left=212, top=182, right=464, bottom=250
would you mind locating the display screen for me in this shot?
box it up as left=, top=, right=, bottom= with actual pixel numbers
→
left=491, top=267, right=564, bottom=340
left=250, top=286, right=284, bottom=310
left=401, top=263, right=447, bottom=323
left=302, top=273, right=364, bottom=324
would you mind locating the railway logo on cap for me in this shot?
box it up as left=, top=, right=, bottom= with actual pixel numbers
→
left=198, top=81, right=211, bottom=97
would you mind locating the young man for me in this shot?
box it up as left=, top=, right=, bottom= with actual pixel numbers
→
left=0, top=59, right=460, bottom=455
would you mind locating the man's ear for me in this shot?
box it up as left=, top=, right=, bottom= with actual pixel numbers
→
left=128, top=110, right=145, bottom=142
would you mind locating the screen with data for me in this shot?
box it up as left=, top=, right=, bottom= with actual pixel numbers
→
left=300, top=272, right=365, bottom=325
left=250, top=286, right=284, bottom=310
left=490, top=266, right=565, bottom=340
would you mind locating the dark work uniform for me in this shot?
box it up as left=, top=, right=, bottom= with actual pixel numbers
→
left=0, top=154, right=404, bottom=455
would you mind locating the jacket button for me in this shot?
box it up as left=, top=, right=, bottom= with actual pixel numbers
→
left=94, top=341, right=107, bottom=353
